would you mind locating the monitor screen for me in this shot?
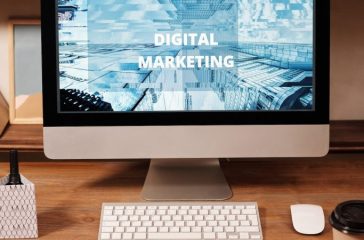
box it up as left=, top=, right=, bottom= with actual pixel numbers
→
left=57, top=0, right=314, bottom=112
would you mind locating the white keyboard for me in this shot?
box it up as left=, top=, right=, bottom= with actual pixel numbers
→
left=99, top=202, right=263, bottom=240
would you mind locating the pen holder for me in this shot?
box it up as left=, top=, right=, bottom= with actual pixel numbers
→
left=0, top=175, right=38, bottom=239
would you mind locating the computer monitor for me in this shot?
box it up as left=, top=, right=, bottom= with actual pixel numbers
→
left=41, top=0, right=330, bottom=200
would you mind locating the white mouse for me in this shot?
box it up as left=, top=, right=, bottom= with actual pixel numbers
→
left=290, top=204, right=325, bottom=235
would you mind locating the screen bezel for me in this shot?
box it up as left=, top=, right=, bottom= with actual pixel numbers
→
left=41, top=0, right=330, bottom=127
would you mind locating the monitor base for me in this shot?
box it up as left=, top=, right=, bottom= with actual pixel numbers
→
left=141, top=158, right=232, bottom=201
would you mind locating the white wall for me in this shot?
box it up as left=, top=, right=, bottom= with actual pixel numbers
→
left=0, top=0, right=363, bottom=120
left=0, top=0, right=40, bottom=102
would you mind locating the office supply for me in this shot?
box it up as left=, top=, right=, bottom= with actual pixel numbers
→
left=330, top=200, right=364, bottom=240
left=99, top=202, right=262, bottom=240
left=290, top=204, right=325, bottom=235
left=0, top=175, right=38, bottom=239
left=6, top=150, right=22, bottom=185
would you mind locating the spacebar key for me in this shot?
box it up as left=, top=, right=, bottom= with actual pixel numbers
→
left=148, top=233, right=202, bottom=239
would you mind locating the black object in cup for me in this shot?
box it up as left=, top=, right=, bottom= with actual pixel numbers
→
left=330, top=200, right=364, bottom=240
left=6, top=150, right=23, bottom=185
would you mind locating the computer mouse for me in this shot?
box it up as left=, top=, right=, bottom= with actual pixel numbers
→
left=290, top=204, right=325, bottom=235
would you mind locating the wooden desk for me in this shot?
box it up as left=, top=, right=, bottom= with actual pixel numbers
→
left=0, top=153, right=363, bottom=240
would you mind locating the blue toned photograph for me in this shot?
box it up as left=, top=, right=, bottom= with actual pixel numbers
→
left=58, top=0, right=314, bottom=112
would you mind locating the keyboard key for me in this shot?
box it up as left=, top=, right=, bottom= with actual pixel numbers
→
left=173, top=215, right=182, bottom=221
left=114, top=227, right=125, bottom=233
left=100, top=233, right=110, bottom=239
left=111, top=233, right=121, bottom=239
left=165, top=221, right=174, bottom=227
left=249, top=215, right=259, bottom=226
left=122, top=233, right=132, bottom=240
left=176, top=221, right=184, bottom=227
left=101, top=227, right=113, bottom=233
left=170, top=227, right=180, bottom=233
left=125, top=210, right=134, bottom=215
left=135, top=210, right=145, bottom=215
left=225, top=226, right=234, bottom=232
left=125, top=227, right=135, bottom=233
left=200, top=210, right=209, bottom=215
left=204, top=232, right=215, bottom=239
left=217, top=232, right=227, bottom=239
left=216, top=215, right=225, bottom=221
left=251, top=234, right=261, bottom=239
left=148, top=227, right=158, bottom=233
left=228, top=233, right=239, bottom=239
left=229, top=221, right=239, bottom=226
left=103, top=210, right=112, bottom=216
left=148, top=233, right=201, bottom=239
left=142, top=221, right=152, bottom=227
left=121, top=221, right=131, bottom=227
left=181, top=227, right=191, bottom=232
left=187, top=221, right=196, bottom=227
left=236, top=226, right=260, bottom=232
left=208, top=221, right=217, bottom=227
left=239, top=232, right=249, bottom=239
left=240, top=221, right=250, bottom=226
left=183, top=215, right=193, bottom=221
left=192, top=227, right=202, bottom=233
left=237, top=215, right=247, bottom=221
left=162, top=215, right=172, bottom=221
left=154, top=221, right=163, bottom=227
left=242, top=209, right=256, bottom=215
left=132, top=221, right=141, bottom=227
left=134, top=233, right=147, bottom=239
left=115, top=227, right=124, bottom=232
left=114, top=210, right=123, bottom=215
left=103, top=216, right=117, bottom=221
left=231, top=209, right=240, bottom=215
left=103, top=221, right=119, bottom=227
left=203, top=227, right=212, bottom=232
left=226, top=215, right=235, bottom=221
left=130, top=216, right=139, bottom=221
left=157, top=210, right=166, bottom=215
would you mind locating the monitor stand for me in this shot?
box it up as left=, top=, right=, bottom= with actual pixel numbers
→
left=141, top=158, right=232, bottom=201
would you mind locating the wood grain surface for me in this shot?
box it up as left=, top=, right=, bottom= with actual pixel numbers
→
left=0, top=154, right=363, bottom=240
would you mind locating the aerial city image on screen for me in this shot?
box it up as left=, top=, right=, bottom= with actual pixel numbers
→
left=58, top=0, right=314, bottom=112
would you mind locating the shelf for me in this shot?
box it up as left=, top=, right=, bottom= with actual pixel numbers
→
left=0, top=124, right=43, bottom=151
left=0, top=121, right=363, bottom=152
left=330, top=120, right=364, bottom=152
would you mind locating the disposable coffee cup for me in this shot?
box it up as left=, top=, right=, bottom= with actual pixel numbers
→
left=330, top=200, right=364, bottom=240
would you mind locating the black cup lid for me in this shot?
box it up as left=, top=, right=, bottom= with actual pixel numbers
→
left=330, top=200, right=364, bottom=234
